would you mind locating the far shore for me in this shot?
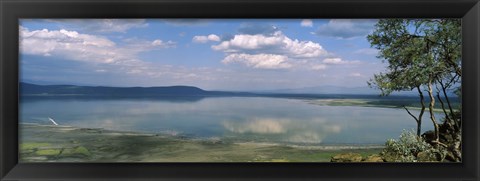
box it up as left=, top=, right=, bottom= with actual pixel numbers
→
left=20, top=123, right=383, bottom=162
left=305, top=98, right=457, bottom=113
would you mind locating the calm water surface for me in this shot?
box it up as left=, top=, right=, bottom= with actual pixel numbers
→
left=20, top=97, right=437, bottom=145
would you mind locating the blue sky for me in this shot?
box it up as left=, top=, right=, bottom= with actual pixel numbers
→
left=20, top=19, right=386, bottom=91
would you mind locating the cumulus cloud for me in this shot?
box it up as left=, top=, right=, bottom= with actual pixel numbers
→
left=212, top=33, right=281, bottom=51
left=192, top=34, right=221, bottom=43
left=315, top=19, right=377, bottom=39
left=212, top=31, right=328, bottom=58
left=301, top=19, right=313, bottom=27
left=222, top=53, right=291, bottom=69
left=210, top=29, right=344, bottom=70
left=20, top=28, right=119, bottom=62
left=20, top=27, right=174, bottom=71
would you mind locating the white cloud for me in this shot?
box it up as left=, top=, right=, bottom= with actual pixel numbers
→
left=301, top=19, right=313, bottom=27
left=210, top=30, right=367, bottom=71
left=207, top=34, right=221, bottom=41
left=315, top=19, right=377, bottom=39
left=20, top=28, right=118, bottom=61
left=20, top=27, right=174, bottom=74
left=212, top=31, right=328, bottom=58
left=192, top=34, right=220, bottom=43
left=322, top=58, right=360, bottom=65
left=212, top=33, right=281, bottom=51
left=192, top=35, right=208, bottom=43
left=151, top=39, right=176, bottom=47
left=222, top=53, right=291, bottom=69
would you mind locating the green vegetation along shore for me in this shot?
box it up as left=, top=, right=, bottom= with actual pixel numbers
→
left=305, top=99, right=458, bottom=113
left=20, top=124, right=382, bottom=162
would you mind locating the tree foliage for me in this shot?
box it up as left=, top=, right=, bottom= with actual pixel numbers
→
left=367, top=19, right=461, bottom=161
left=382, top=130, right=446, bottom=162
left=367, top=19, right=460, bottom=96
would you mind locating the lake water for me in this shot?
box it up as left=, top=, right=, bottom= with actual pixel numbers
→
left=20, top=96, right=438, bottom=146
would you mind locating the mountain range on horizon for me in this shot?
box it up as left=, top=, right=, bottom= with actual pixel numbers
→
left=20, top=82, right=456, bottom=97
left=20, top=82, right=218, bottom=97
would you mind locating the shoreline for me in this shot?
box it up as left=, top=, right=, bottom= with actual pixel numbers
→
left=20, top=123, right=384, bottom=162
left=304, top=99, right=456, bottom=113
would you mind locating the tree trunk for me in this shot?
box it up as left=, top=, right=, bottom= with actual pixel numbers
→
left=427, top=80, right=440, bottom=144
left=451, top=131, right=462, bottom=161
left=439, top=80, right=455, bottom=118
left=416, top=119, right=422, bottom=137
left=404, top=106, right=422, bottom=137
left=416, top=86, right=425, bottom=136
left=439, top=79, right=461, bottom=132
left=402, top=86, right=426, bottom=137
left=437, top=93, right=451, bottom=123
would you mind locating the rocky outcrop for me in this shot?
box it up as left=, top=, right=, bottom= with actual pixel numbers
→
left=362, top=154, right=384, bottom=162
left=416, top=151, right=441, bottom=162
left=331, top=153, right=363, bottom=162
left=422, top=119, right=462, bottom=162
left=331, top=153, right=384, bottom=162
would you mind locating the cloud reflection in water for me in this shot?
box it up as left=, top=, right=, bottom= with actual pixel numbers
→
left=222, top=117, right=341, bottom=144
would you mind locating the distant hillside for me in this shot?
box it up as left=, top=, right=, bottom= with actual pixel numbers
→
left=20, top=82, right=219, bottom=96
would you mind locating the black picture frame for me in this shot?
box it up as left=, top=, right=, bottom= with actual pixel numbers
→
left=1, top=0, right=479, bottom=180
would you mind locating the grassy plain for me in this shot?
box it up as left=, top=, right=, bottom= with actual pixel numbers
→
left=20, top=124, right=382, bottom=162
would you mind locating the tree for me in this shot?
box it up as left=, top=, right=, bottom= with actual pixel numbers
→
left=367, top=19, right=431, bottom=137
left=367, top=19, right=461, bottom=159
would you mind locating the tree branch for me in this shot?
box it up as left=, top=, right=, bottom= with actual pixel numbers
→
left=403, top=106, right=420, bottom=124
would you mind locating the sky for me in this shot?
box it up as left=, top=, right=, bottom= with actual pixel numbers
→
left=19, top=19, right=387, bottom=91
